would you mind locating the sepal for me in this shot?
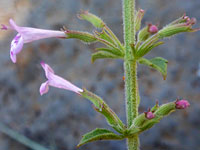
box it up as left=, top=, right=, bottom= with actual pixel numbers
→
left=135, top=9, right=145, bottom=32
left=77, top=128, right=124, bottom=147
left=137, top=26, right=150, bottom=42
left=138, top=57, right=168, bottom=80
left=65, top=30, right=97, bottom=43
left=128, top=102, right=177, bottom=135
left=78, top=11, right=105, bottom=28
left=158, top=17, right=198, bottom=38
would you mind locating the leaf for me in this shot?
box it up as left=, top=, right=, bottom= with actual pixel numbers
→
left=136, top=41, right=164, bottom=58
left=65, top=30, right=97, bottom=43
left=0, top=123, right=48, bottom=150
left=81, top=89, right=125, bottom=133
left=91, top=51, right=122, bottom=63
left=96, top=47, right=124, bottom=56
left=77, top=128, right=124, bottom=147
left=138, top=57, right=168, bottom=80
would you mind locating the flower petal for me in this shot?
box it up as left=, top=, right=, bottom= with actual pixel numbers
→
left=9, top=19, right=66, bottom=43
left=41, top=62, right=83, bottom=95
left=10, top=51, right=17, bottom=63
left=40, top=81, right=49, bottom=96
left=40, top=61, right=55, bottom=79
left=10, top=33, right=24, bottom=63
left=48, top=74, right=83, bottom=94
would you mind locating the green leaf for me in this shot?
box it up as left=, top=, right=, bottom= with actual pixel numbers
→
left=91, top=51, right=122, bottom=63
left=65, top=30, right=97, bottom=43
left=136, top=41, right=164, bottom=58
left=77, top=128, right=124, bottom=147
left=78, top=10, right=105, bottom=28
left=138, top=57, right=168, bottom=80
left=81, top=89, right=125, bottom=133
left=0, top=123, right=48, bottom=150
left=96, top=47, right=124, bottom=56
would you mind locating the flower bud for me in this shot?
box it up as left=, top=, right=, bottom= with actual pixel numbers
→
left=145, top=109, right=155, bottom=119
left=175, top=99, right=190, bottom=109
left=158, top=17, right=198, bottom=39
left=148, top=24, right=158, bottom=34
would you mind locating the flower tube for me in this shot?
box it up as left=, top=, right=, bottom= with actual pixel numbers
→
left=40, top=62, right=83, bottom=95
left=1, top=19, right=66, bottom=63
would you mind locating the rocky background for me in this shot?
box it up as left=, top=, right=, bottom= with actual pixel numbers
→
left=0, top=0, right=200, bottom=150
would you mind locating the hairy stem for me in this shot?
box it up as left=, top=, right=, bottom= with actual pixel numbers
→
left=122, top=0, right=140, bottom=150
left=127, top=136, right=140, bottom=150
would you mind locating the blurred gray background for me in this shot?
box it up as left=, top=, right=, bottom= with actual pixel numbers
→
left=0, top=0, right=200, bottom=150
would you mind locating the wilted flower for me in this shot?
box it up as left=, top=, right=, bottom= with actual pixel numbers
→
left=175, top=99, right=190, bottom=109
left=40, top=62, right=83, bottom=95
left=1, top=19, right=66, bottom=63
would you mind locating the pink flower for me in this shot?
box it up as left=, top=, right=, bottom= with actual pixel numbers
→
left=148, top=24, right=158, bottom=34
left=40, top=62, right=83, bottom=95
left=145, top=109, right=155, bottom=119
left=1, top=19, right=66, bottom=63
left=175, top=99, right=190, bottom=109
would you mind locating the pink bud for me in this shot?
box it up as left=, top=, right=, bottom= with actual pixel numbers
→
left=175, top=99, right=190, bottom=109
left=145, top=111, right=155, bottom=119
left=183, top=15, right=190, bottom=22
left=148, top=24, right=158, bottom=34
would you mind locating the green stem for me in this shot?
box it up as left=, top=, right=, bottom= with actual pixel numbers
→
left=122, top=0, right=140, bottom=150
left=124, top=60, right=138, bottom=126
left=127, top=136, right=140, bottom=150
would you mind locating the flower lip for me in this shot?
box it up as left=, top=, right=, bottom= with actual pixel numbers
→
left=10, top=33, right=24, bottom=63
left=40, top=62, right=83, bottom=95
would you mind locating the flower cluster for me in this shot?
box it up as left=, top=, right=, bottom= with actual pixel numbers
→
left=1, top=19, right=83, bottom=96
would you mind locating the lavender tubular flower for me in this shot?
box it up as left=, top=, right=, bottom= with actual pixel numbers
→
left=1, top=19, right=66, bottom=63
left=40, top=62, right=83, bottom=95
